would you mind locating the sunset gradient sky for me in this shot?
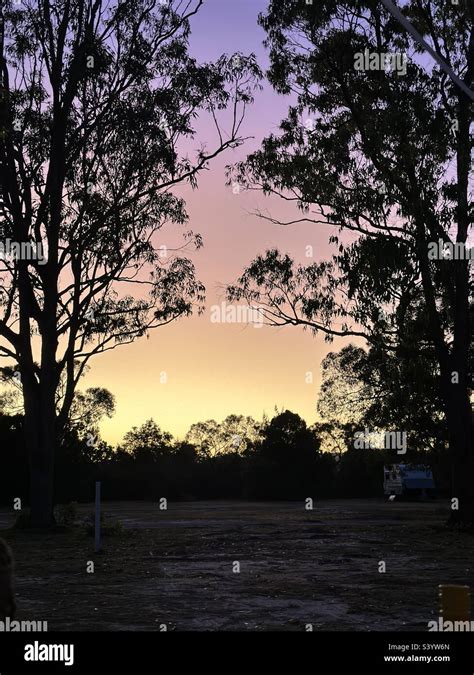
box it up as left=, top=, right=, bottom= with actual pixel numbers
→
left=84, top=0, right=353, bottom=445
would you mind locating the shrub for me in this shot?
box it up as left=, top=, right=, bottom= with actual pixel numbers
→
left=54, top=502, right=78, bottom=527
left=81, top=511, right=124, bottom=537
left=13, top=509, right=31, bottom=529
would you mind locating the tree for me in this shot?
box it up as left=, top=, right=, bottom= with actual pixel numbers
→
left=317, top=343, right=447, bottom=455
left=185, top=414, right=262, bottom=457
left=258, top=410, right=318, bottom=463
left=66, top=386, right=115, bottom=435
left=0, top=410, right=27, bottom=505
left=184, top=419, right=220, bottom=457
left=318, top=345, right=375, bottom=430
left=246, top=410, right=324, bottom=498
left=60, top=384, right=115, bottom=466
left=1, top=359, right=116, bottom=440
left=227, top=0, right=473, bottom=524
left=120, top=418, right=173, bottom=462
left=0, top=365, right=115, bottom=495
left=0, top=0, right=260, bottom=526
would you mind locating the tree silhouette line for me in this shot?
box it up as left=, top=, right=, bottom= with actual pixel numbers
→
left=0, top=395, right=453, bottom=506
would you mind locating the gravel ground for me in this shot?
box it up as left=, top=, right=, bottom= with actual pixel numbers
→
left=0, top=499, right=472, bottom=631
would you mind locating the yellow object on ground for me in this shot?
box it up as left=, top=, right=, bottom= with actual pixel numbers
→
left=438, top=585, right=471, bottom=621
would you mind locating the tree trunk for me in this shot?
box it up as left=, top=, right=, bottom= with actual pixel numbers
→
left=23, top=383, right=57, bottom=529
left=446, top=380, right=474, bottom=528
left=448, top=32, right=473, bottom=527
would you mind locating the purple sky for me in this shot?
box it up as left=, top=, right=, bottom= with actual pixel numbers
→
left=89, top=0, right=357, bottom=444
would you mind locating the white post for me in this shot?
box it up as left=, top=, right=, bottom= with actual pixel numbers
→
left=95, top=481, right=101, bottom=553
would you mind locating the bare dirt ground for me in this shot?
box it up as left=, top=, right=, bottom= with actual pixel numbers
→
left=0, top=499, right=473, bottom=631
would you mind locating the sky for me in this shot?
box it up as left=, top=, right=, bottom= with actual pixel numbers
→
left=84, top=0, right=353, bottom=445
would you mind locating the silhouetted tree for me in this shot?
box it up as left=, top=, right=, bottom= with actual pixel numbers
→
left=0, top=412, right=27, bottom=504
left=228, top=0, right=473, bottom=524
left=120, top=419, right=173, bottom=463
left=65, top=386, right=115, bottom=436
left=318, top=343, right=447, bottom=455
left=246, top=410, right=325, bottom=498
left=121, top=419, right=173, bottom=462
left=185, top=414, right=262, bottom=457
left=0, top=0, right=260, bottom=526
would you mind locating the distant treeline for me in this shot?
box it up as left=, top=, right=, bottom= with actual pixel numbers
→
left=0, top=410, right=451, bottom=506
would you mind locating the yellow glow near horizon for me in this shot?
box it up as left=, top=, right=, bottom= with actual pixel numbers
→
left=81, top=172, right=353, bottom=446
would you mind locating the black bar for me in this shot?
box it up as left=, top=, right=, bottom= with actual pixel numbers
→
left=0, top=632, right=472, bottom=673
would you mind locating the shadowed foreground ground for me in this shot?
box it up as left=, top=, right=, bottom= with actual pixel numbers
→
left=1, top=500, right=473, bottom=631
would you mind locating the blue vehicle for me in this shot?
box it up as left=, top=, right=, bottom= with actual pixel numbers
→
left=384, top=463, right=436, bottom=499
